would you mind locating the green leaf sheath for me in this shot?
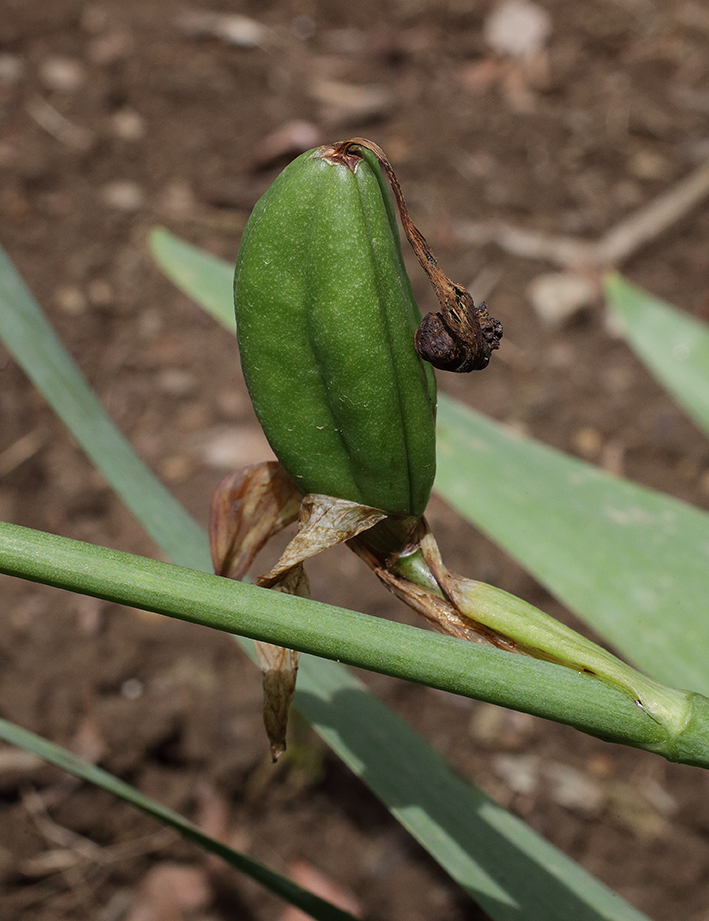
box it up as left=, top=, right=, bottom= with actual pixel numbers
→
left=234, top=148, right=437, bottom=517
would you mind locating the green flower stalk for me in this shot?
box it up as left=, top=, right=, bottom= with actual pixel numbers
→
left=223, top=137, right=709, bottom=764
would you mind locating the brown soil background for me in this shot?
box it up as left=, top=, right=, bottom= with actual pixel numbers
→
left=2, top=1, right=709, bottom=919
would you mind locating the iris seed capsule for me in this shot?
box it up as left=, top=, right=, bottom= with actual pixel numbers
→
left=234, top=143, right=437, bottom=518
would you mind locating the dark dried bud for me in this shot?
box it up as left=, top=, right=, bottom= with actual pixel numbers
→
left=415, top=290, right=502, bottom=373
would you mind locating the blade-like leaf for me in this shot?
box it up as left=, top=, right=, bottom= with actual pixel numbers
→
left=299, top=659, right=648, bottom=921
left=604, top=272, right=709, bottom=438
left=150, top=227, right=236, bottom=332
left=0, top=237, right=654, bottom=919
left=0, top=717, right=357, bottom=921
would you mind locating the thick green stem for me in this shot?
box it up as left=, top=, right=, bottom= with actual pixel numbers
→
left=3, top=521, right=709, bottom=766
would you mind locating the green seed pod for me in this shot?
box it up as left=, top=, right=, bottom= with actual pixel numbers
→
left=234, top=143, right=437, bottom=518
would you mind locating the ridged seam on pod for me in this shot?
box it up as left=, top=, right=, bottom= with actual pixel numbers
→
left=234, top=144, right=437, bottom=518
